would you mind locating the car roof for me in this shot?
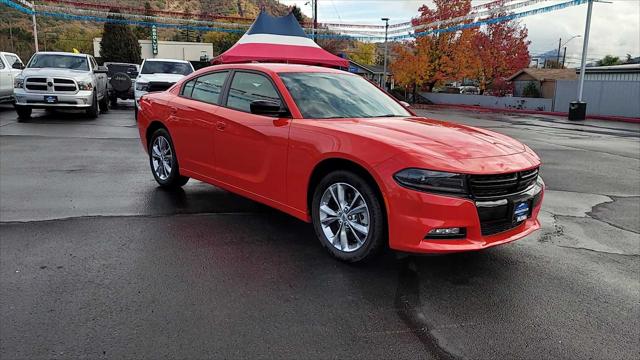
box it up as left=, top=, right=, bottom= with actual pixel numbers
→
left=35, top=51, right=88, bottom=58
left=191, top=63, right=349, bottom=77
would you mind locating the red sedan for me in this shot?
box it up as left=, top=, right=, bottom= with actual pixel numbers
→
left=137, top=63, right=544, bottom=262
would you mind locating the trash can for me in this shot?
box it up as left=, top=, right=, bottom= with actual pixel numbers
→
left=568, top=101, right=587, bottom=121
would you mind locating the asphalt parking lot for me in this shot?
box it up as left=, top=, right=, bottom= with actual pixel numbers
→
left=1, top=102, right=638, bottom=359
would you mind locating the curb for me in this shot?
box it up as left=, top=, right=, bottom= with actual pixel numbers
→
left=410, top=103, right=640, bottom=124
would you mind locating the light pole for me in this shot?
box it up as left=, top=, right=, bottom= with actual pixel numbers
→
left=381, top=17, right=389, bottom=89
left=569, top=0, right=593, bottom=121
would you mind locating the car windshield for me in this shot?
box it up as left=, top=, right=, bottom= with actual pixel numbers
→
left=278, top=72, right=411, bottom=119
left=27, top=54, right=89, bottom=71
left=141, top=61, right=193, bottom=76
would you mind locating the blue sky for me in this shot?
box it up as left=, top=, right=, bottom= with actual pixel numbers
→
left=279, top=0, right=640, bottom=66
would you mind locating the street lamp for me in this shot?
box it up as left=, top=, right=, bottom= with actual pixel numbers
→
left=381, top=17, right=389, bottom=89
left=560, top=35, right=581, bottom=68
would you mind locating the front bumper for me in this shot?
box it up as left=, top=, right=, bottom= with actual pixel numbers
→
left=14, top=89, right=93, bottom=108
left=384, top=177, right=544, bottom=254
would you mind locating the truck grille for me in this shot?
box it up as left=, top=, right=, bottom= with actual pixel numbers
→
left=148, top=81, right=175, bottom=92
left=25, top=77, right=78, bottom=92
left=469, top=167, right=539, bottom=198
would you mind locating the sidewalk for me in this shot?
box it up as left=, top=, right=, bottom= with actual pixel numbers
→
left=410, top=103, right=640, bottom=124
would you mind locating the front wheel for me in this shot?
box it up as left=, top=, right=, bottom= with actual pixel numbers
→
left=15, top=105, right=32, bottom=122
left=85, top=91, right=99, bottom=118
left=99, top=93, right=109, bottom=113
left=148, top=128, right=189, bottom=188
left=311, top=170, right=386, bottom=263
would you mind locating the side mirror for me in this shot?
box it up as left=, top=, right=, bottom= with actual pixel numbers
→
left=400, top=101, right=410, bottom=108
left=250, top=100, right=288, bottom=117
left=94, top=66, right=108, bottom=74
left=12, top=62, right=24, bottom=70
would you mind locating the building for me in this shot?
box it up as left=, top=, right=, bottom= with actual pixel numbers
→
left=93, top=38, right=214, bottom=62
left=577, top=64, right=640, bottom=81
left=507, top=68, right=577, bottom=98
left=347, top=60, right=393, bottom=89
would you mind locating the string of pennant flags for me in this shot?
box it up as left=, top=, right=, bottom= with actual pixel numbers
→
left=2, top=0, right=589, bottom=42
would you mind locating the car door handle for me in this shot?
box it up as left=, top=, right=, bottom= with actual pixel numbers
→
left=216, top=121, right=227, bottom=131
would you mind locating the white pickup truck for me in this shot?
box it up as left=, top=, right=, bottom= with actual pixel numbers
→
left=134, top=58, right=194, bottom=118
left=13, top=52, right=109, bottom=120
left=0, top=52, right=24, bottom=103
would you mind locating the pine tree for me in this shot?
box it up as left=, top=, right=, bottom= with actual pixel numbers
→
left=100, top=9, right=142, bottom=63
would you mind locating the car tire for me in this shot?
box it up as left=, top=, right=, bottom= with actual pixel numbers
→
left=85, top=91, right=99, bottom=118
left=311, top=170, right=386, bottom=263
left=148, top=128, right=189, bottom=188
left=110, top=96, right=118, bottom=108
left=99, top=93, right=109, bottom=113
left=15, top=105, right=32, bottom=122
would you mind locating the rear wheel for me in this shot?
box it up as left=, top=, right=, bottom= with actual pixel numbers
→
left=15, top=105, right=32, bottom=122
left=110, top=96, right=118, bottom=108
left=148, top=128, right=189, bottom=188
left=311, top=170, right=386, bottom=263
left=99, top=93, right=109, bottom=113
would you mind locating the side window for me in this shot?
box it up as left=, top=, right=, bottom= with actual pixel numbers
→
left=5, top=54, right=20, bottom=67
left=181, top=79, right=196, bottom=97
left=191, top=71, right=228, bottom=105
left=226, top=72, right=280, bottom=113
left=89, top=56, right=97, bottom=70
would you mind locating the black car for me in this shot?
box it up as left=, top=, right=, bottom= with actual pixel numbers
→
left=104, top=62, right=139, bottom=107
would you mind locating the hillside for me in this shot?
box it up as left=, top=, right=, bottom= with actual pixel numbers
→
left=0, top=0, right=294, bottom=61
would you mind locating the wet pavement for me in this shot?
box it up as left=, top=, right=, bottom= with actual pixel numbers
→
left=1, top=103, right=639, bottom=359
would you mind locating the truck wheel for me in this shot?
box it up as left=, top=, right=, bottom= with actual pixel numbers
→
left=15, top=105, right=32, bottom=122
left=85, top=91, right=99, bottom=119
left=99, top=93, right=109, bottom=113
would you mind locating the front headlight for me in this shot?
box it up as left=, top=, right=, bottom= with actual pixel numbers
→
left=14, top=76, right=24, bottom=89
left=394, top=168, right=468, bottom=194
left=136, top=82, right=149, bottom=92
left=77, top=81, right=93, bottom=91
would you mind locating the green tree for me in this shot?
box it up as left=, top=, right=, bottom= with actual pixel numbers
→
left=290, top=5, right=304, bottom=23
left=596, top=55, right=622, bottom=66
left=100, top=10, right=141, bottom=63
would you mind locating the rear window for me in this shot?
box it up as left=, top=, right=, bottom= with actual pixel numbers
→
left=106, top=64, right=138, bottom=77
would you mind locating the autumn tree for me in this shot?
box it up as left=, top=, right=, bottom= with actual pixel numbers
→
left=470, top=0, right=530, bottom=94
left=390, top=40, right=431, bottom=102
left=350, top=42, right=377, bottom=65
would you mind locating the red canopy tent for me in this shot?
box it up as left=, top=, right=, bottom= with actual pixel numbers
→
left=212, top=12, right=349, bottom=68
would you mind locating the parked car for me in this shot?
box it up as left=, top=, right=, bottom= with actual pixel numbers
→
left=134, top=58, right=194, bottom=118
left=13, top=52, right=109, bottom=120
left=0, top=52, right=24, bottom=103
left=104, top=62, right=139, bottom=107
left=136, top=63, right=544, bottom=263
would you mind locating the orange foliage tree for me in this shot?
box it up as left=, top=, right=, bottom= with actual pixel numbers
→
left=391, top=0, right=530, bottom=97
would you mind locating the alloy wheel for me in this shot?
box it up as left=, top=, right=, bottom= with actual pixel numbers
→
left=151, top=136, right=173, bottom=181
left=319, top=182, right=370, bottom=252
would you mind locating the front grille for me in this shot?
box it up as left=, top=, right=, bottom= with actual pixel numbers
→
left=469, top=167, right=539, bottom=198
left=25, top=77, right=77, bottom=92
left=481, top=220, right=524, bottom=236
left=53, top=78, right=77, bottom=92
left=148, top=81, right=174, bottom=92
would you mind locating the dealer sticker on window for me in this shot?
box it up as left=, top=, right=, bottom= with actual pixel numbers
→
left=514, top=202, right=530, bottom=222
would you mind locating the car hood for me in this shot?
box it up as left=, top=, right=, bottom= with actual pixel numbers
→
left=136, top=73, right=185, bottom=83
left=21, top=67, right=91, bottom=78
left=321, top=116, right=527, bottom=160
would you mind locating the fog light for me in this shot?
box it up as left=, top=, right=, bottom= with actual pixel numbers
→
left=425, top=227, right=466, bottom=239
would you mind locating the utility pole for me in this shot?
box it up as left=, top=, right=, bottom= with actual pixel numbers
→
left=569, top=0, right=594, bottom=121
left=556, top=37, right=562, bottom=68
left=381, top=17, right=389, bottom=89
left=32, top=12, right=39, bottom=52
left=313, top=0, right=318, bottom=42
left=561, top=47, right=567, bottom=68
